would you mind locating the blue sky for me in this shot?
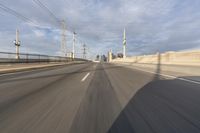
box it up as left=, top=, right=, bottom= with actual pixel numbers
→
left=0, top=0, right=200, bottom=59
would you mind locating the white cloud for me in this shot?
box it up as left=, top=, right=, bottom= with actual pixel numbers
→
left=0, top=0, right=200, bottom=58
left=33, top=30, right=45, bottom=37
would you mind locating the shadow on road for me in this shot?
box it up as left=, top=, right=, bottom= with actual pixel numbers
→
left=1, top=56, right=200, bottom=133
left=153, top=53, right=161, bottom=80
left=108, top=76, right=200, bottom=133
left=108, top=54, right=200, bottom=133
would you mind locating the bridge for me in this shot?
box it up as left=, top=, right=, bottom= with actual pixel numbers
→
left=0, top=51, right=200, bottom=133
left=1, top=0, right=200, bottom=132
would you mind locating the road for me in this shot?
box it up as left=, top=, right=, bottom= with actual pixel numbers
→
left=0, top=62, right=200, bottom=133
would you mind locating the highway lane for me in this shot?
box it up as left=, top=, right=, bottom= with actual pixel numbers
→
left=0, top=62, right=95, bottom=133
left=0, top=62, right=200, bottom=133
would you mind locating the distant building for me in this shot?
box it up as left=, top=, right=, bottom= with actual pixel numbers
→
left=112, top=53, right=116, bottom=59
left=101, top=55, right=107, bottom=62
left=117, top=53, right=123, bottom=58
left=96, top=55, right=100, bottom=61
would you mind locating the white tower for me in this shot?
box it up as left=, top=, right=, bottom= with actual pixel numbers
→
left=14, top=29, right=20, bottom=59
left=123, top=28, right=126, bottom=59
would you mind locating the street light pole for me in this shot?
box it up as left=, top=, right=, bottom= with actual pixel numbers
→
left=123, top=28, right=126, bottom=59
left=73, top=32, right=76, bottom=59
left=61, top=20, right=66, bottom=56
left=83, top=43, right=86, bottom=59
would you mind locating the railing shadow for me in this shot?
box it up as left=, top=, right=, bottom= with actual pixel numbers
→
left=153, top=53, right=161, bottom=80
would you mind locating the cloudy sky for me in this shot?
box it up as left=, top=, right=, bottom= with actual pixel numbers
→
left=0, top=0, right=200, bottom=59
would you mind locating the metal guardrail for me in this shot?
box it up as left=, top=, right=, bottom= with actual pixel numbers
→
left=0, top=52, right=87, bottom=63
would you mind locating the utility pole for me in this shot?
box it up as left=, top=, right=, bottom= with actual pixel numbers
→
left=123, top=28, right=126, bottom=59
left=72, top=32, right=76, bottom=59
left=14, top=29, right=21, bottom=59
left=83, top=43, right=86, bottom=59
left=61, top=20, right=66, bottom=56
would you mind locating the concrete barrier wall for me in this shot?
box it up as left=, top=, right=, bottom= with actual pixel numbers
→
left=114, top=62, right=200, bottom=77
left=112, top=50, right=200, bottom=66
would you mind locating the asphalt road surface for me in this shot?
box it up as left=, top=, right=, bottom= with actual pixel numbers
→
left=0, top=62, right=200, bottom=133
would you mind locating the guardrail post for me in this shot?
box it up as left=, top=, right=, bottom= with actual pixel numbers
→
left=26, top=54, right=29, bottom=63
left=39, top=55, right=41, bottom=63
left=48, top=56, right=50, bottom=63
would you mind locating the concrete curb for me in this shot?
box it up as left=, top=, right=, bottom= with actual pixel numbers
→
left=0, top=61, right=86, bottom=75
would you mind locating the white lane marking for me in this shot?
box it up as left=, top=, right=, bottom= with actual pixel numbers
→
left=130, top=67, right=200, bottom=85
left=81, top=73, right=90, bottom=82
